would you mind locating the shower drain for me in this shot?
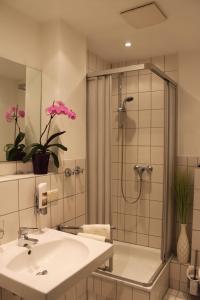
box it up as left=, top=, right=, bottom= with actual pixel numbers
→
left=36, top=270, right=48, bottom=276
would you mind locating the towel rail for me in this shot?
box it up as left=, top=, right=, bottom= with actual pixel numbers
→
left=57, top=224, right=115, bottom=272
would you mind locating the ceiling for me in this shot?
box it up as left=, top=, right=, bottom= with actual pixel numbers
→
left=2, top=0, right=200, bottom=62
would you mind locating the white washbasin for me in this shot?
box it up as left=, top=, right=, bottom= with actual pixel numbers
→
left=0, top=228, right=113, bottom=300
left=7, top=238, right=89, bottom=274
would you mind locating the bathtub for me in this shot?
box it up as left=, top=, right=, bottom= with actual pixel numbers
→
left=96, top=240, right=166, bottom=287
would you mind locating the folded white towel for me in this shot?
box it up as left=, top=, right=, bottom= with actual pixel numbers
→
left=81, top=224, right=110, bottom=239
left=78, top=232, right=106, bottom=242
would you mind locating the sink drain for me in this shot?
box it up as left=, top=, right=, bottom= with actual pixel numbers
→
left=36, top=270, right=48, bottom=276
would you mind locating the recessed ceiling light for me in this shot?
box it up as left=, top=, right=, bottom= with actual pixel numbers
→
left=125, top=41, right=132, bottom=47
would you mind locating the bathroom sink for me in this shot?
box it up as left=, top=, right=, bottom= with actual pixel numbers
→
left=0, top=228, right=113, bottom=300
left=6, top=238, right=89, bottom=274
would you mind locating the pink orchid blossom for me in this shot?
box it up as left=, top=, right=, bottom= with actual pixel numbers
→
left=46, top=101, right=76, bottom=120
left=5, top=105, right=25, bottom=122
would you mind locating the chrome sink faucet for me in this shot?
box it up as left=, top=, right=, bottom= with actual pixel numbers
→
left=18, top=227, right=39, bottom=247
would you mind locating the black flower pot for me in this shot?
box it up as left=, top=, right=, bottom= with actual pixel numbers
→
left=6, top=149, right=26, bottom=161
left=32, top=152, right=50, bottom=174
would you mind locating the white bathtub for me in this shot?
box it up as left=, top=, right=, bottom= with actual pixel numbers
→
left=103, top=240, right=163, bottom=285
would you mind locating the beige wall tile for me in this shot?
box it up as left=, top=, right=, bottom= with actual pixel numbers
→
left=139, top=92, right=151, bottom=110
left=76, top=172, right=85, bottom=194
left=151, top=128, right=164, bottom=146
left=149, top=218, right=162, bottom=236
left=193, top=209, right=200, bottom=230
left=139, top=74, right=152, bottom=92
left=152, top=91, right=164, bottom=109
left=152, top=74, right=164, bottom=91
left=138, top=146, right=151, bottom=164
left=126, top=111, right=138, bottom=128
left=137, top=233, right=148, bottom=246
left=149, top=235, right=161, bottom=249
left=137, top=216, right=149, bottom=234
left=117, top=283, right=132, bottom=300
left=125, top=231, right=136, bottom=243
left=125, top=129, right=138, bottom=146
left=127, top=76, right=138, bottom=94
left=150, top=201, right=163, bottom=219
left=138, top=128, right=151, bottom=146
left=151, top=147, right=164, bottom=165
left=125, top=214, right=136, bottom=232
left=125, top=146, right=137, bottom=163
left=139, top=110, right=151, bottom=128
left=151, top=110, right=164, bottom=128
left=101, top=279, right=116, bottom=298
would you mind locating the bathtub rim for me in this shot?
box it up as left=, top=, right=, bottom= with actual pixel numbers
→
left=94, top=254, right=172, bottom=291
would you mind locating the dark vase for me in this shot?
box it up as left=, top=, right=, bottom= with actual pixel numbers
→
left=32, top=152, right=50, bottom=174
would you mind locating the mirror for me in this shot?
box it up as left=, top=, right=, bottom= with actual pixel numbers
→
left=0, top=57, right=41, bottom=161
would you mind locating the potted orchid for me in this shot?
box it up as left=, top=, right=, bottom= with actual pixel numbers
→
left=4, top=105, right=26, bottom=161
left=23, top=100, right=76, bottom=174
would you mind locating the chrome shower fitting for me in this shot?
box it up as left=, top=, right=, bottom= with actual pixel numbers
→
left=117, top=96, right=134, bottom=112
left=134, top=165, right=153, bottom=177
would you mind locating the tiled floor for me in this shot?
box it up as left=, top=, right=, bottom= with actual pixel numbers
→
left=163, top=289, right=192, bottom=300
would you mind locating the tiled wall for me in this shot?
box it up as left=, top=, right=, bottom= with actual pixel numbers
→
left=169, top=259, right=189, bottom=293
left=192, top=167, right=200, bottom=266
left=0, top=159, right=86, bottom=245
left=110, top=55, right=179, bottom=248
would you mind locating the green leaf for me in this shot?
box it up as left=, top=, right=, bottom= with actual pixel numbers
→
left=46, top=143, right=67, bottom=151
left=50, top=151, right=59, bottom=168
left=23, top=145, right=43, bottom=163
left=14, top=132, right=25, bottom=146
left=45, top=131, right=66, bottom=147
left=4, top=144, right=14, bottom=152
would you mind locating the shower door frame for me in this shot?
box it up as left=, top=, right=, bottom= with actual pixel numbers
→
left=87, top=63, right=177, bottom=283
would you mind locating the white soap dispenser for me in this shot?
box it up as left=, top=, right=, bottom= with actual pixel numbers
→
left=36, top=183, right=48, bottom=215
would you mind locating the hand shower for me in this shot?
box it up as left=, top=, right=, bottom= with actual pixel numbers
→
left=117, top=96, right=134, bottom=112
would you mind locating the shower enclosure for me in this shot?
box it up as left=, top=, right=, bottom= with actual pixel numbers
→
left=87, top=63, right=176, bottom=286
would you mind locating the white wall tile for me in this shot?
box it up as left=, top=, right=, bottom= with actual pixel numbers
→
left=0, top=212, right=19, bottom=244
left=19, top=207, right=37, bottom=228
left=0, top=181, right=18, bottom=215
left=64, top=196, right=76, bottom=222
left=51, top=199, right=64, bottom=227
left=76, top=172, right=86, bottom=194
left=50, top=174, right=64, bottom=200
left=19, top=177, right=35, bottom=210
left=76, top=193, right=86, bottom=217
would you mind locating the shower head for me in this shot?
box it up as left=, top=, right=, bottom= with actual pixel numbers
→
left=118, top=96, right=134, bottom=112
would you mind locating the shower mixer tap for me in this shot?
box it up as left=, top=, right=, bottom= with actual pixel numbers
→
left=134, top=165, right=153, bottom=177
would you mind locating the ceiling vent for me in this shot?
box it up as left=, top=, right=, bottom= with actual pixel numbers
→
left=121, top=2, right=166, bottom=29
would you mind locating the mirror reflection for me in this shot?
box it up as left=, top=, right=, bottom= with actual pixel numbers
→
left=0, top=57, right=41, bottom=161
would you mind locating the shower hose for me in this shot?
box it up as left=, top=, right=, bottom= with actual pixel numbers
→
left=120, top=125, right=143, bottom=204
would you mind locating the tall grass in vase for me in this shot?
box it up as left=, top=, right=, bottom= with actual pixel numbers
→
left=175, top=171, right=190, bottom=264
